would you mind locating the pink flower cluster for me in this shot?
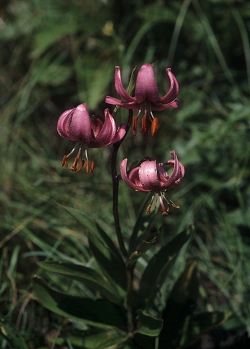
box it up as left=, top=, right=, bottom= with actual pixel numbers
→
left=57, top=63, right=184, bottom=215
left=57, top=104, right=126, bottom=172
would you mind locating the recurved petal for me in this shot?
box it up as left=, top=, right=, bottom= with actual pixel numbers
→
left=158, top=68, right=179, bottom=104
left=135, top=64, right=159, bottom=104
left=105, top=96, right=141, bottom=110
left=159, top=151, right=184, bottom=188
left=151, top=99, right=179, bottom=111
left=112, top=123, right=127, bottom=144
left=114, top=66, right=136, bottom=102
left=167, top=159, right=185, bottom=187
left=57, top=109, right=74, bottom=140
left=90, top=108, right=116, bottom=147
left=67, top=104, right=92, bottom=142
left=138, top=160, right=160, bottom=190
left=120, top=159, right=150, bottom=192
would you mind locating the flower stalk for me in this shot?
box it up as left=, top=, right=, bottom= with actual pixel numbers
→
left=110, top=109, right=133, bottom=260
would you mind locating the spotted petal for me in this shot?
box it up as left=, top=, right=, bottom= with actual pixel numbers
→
left=135, top=64, right=159, bottom=104
left=138, top=160, right=160, bottom=190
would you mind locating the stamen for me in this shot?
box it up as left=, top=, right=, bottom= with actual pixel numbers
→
left=70, top=147, right=82, bottom=171
left=62, top=155, right=68, bottom=168
left=66, top=144, right=78, bottom=158
left=132, top=115, right=138, bottom=136
left=170, top=200, right=180, bottom=209
left=146, top=196, right=155, bottom=215
left=140, top=115, right=148, bottom=136
left=146, top=204, right=151, bottom=215
left=151, top=117, right=159, bottom=136
left=86, top=160, right=95, bottom=173
left=70, top=163, right=78, bottom=171
left=85, top=149, right=89, bottom=161
left=149, top=110, right=154, bottom=122
left=159, top=195, right=170, bottom=216
left=77, top=160, right=85, bottom=172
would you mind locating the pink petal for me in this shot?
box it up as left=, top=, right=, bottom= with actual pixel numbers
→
left=57, top=109, right=74, bottom=140
left=159, top=151, right=184, bottom=188
left=158, top=68, right=179, bottom=104
left=90, top=108, right=116, bottom=147
left=68, top=104, right=92, bottom=142
left=151, top=99, right=179, bottom=111
left=105, top=96, right=141, bottom=110
left=112, top=123, right=127, bottom=143
left=135, top=64, right=159, bottom=104
left=138, top=160, right=160, bottom=190
left=120, top=159, right=150, bottom=192
left=90, top=109, right=126, bottom=147
left=91, top=117, right=103, bottom=137
left=114, top=66, right=136, bottom=102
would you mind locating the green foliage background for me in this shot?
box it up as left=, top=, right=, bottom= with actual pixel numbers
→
left=1, top=0, right=250, bottom=347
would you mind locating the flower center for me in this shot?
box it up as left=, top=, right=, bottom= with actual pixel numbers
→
left=61, top=142, right=95, bottom=173
left=146, top=191, right=180, bottom=216
left=132, top=103, right=158, bottom=136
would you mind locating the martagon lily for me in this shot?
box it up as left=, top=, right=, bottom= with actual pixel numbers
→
left=120, top=151, right=184, bottom=215
left=57, top=103, right=126, bottom=173
left=105, top=64, right=179, bottom=136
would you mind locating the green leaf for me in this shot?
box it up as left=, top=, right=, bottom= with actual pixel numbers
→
left=128, top=193, right=157, bottom=254
left=138, top=4, right=176, bottom=23
left=60, top=206, right=126, bottom=297
left=93, top=331, right=129, bottom=349
left=61, top=205, right=100, bottom=236
left=169, top=260, right=199, bottom=304
left=159, top=310, right=232, bottom=348
left=33, top=276, right=127, bottom=331
left=128, top=229, right=160, bottom=266
left=46, top=330, right=129, bottom=349
left=88, top=233, right=127, bottom=298
left=93, top=222, right=124, bottom=266
left=159, top=261, right=231, bottom=348
left=32, top=21, right=78, bottom=58
left=138, top=227, right=193, bottom=305
left=131, top=334, right=155, bottom=349
left=86, top=62, right=114, bottom=110
left=0, top=317, right=29, bottom=349
left=37, top=261, right=123, bottom=305
left=135, top=311, right=163, bottom=337
left=62, top=205, right=124, bottom=265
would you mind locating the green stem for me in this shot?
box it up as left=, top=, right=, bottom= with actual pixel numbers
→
left=110, top=109, right=133, bottom=260
left=110, top=109, right=134, bottom=333
left=126, top=263, right=136, bottom=333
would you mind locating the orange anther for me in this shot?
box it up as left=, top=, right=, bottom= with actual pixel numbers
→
left=140, top=115, right=148, bottom=136
left=70, top=156, right=78, bottom=170
left=151, top=117, right=158, bottom=136
left=86, top=160, right=95, bottom=173
left=132, top=115, right=138, bottom=136
left=77, top=160, right=85, bottom=172
left=146, top=204, right=151, bottom=215
left=62, top=155, right=68, bottom=168
left=162, top=211, right=169, bottom=216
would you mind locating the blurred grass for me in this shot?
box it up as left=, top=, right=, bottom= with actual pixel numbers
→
left=1, top=0, right=250, bottom=347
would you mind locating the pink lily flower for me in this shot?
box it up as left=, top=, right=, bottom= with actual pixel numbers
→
left=105, top=64, right=179, bottom=136
left=120, top=151, right=184, bottom=215
left=57, top=103, right=126, bottom=173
